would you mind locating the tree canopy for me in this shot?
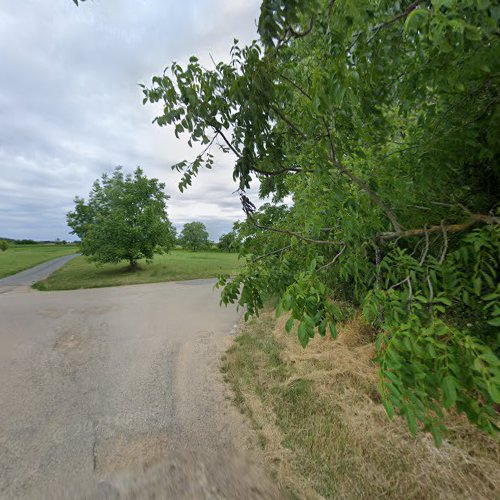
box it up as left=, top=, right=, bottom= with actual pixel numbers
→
left=218, top=230, right=240, bottom=252
left=179, top=221, right=210, bottom=251
left=144, top=0, right=499, bottom=442
left=67, top=167, right=175, bottom=269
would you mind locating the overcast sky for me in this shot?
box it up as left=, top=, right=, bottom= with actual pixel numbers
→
left=0, top=0, right=261, bottom=241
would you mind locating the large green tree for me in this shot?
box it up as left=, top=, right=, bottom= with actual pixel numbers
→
left=179, top=222, right=210, bottom=251
left=144, top=1, right=499, bottom=441
left=67, top=167, right=175, bottom=269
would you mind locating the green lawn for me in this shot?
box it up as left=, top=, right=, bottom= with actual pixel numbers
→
left=33, top=250, right=242, bottom=291
left=0, top=245, right=79, bottom=279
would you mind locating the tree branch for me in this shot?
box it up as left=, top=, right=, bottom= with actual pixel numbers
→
left=252, top=165, right=305, bottom=176
left=251, top=218, right=343, bottom=246
left=378, top=214, right=499, bottom=241
left=322, top=118, right=403, bottom=233
left=252, top=244, right=293, bottom=262
left=367, top=0, right=424, bottom=44
left=270, top=104, right=308, bottom=139
left=317, top=245, right=347, bottom=272
left=279, top=73, right=312, bottom=100
left=214, top=128, right=241, bottom=158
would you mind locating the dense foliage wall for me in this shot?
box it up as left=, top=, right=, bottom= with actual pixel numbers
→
left=145, top=0, right=499, bottom=442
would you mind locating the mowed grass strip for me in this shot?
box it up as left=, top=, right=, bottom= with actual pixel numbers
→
left=33, top=250, right=242, bottom=290
left=0, top=245, right=78, bottom=279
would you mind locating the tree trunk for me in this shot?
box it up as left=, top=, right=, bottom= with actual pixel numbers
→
left=129, top=258, right=138, bottom=270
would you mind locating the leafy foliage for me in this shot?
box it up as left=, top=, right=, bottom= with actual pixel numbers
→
left=218, top=230, right=240, bottom=252
left=0, top=240, right=9, bottom=252
left=179, top=221, right=210, bottom=251
left=67, top=167, right=175, bottom=268
left=144, top=1, right=500, bottom=441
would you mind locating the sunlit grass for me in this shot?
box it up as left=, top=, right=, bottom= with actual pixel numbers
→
left=33, top=250, right=242, bottom=290
left=0, top=245, right=78, bottom=279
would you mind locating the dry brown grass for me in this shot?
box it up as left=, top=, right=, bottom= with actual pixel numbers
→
left=222, top=309, right=500, bottom=499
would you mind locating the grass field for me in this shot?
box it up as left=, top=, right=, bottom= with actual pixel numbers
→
left=222, top=310, right=500, bottom=499
left=33, top=250, right=242, bottom=290
left=0, top=245, right=78, bottom=279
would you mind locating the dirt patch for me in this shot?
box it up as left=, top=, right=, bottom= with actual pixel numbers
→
left=54, top=333, right=81, bottom=350
left=95, top=433, right=169, bottom=476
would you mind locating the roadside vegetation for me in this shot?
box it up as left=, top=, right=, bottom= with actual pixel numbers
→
left=0, top=244, right=78, bottom=279
left=33, top=249, right=241, bottom=290
left=145, top=0, right=500, bottom=442
left=222, top=310, right=500, bottom=499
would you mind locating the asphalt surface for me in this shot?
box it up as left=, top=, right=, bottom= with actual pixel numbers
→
left=0, top=253, right=79, bottom=286
left=0, top=280, right=281, bottom=499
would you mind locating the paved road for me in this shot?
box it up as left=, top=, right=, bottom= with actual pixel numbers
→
left=0, top=280, right=280, bottom=499
left=0, top=253, right=79, bottom=287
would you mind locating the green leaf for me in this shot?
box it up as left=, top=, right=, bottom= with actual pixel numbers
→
left=404, top=8, right=428, bottom=32
left=406, top=408, right=418, bottom=436
left=382, top=397, right=395, bottom=418
left=298, top=322, right=309, bottom=348
left=329, top=321, right=337, bottom=339
left=486, top=382, right=500, bottom=404
left=430, top=426, right=443, bottom=447
left=441, top=376, right=457, bottom=409
left=487, top=317, right=500, bottom=327
left=285, top=317, right=295, bottom=333
left=473, top=277, right=482, bottom=296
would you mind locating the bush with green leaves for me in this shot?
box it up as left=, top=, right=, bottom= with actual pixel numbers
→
left=67, top=167, right=176, bottom=269
left=144, top=0, right=499, bottom=442
left=0, top=240, right=9, bottom=252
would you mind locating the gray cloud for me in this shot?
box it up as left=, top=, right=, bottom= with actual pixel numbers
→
left=0, top=0, right=261, bottom=241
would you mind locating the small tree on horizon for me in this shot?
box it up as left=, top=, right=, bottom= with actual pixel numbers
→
left=67, top=167, right=176, bottom=269
left=0, top=240, right=9, bottom=252
left=218, top=231, right=239, bottom=252
left=180, top=222, right=209, bottom=252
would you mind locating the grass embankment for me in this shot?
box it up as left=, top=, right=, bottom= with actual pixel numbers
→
left=0, top=245, right=78, bottom=279
left=222, top=310, right=500, bottom=500
left=34, top=250, right=242, bottom=290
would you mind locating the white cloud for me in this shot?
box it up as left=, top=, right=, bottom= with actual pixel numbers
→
left=0, top=0, right=261, bottom=240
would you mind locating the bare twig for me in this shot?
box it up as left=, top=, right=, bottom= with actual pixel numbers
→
left=252, top=244, right=293, bottom=262
left=253, top=221, right=343, bottom=246
left=317, top=245, right=347, bottom=272
left=252, top=165, right=305, bottom=176
left=367, top=0, right=424, bottom=44
left=214, top=127, right=241, bottom=158
left=287, top=18, right=315, bottom=39
left=419, top=226, right=430, bottom=266
left=407, top=278, right=413, bottom=312
left=270, top=105, right=308, bottom=139
left=439, top=221, right=448, bottom=264
left=279, top=73, right=312, bottom=100
left=427, top=275, right=434, bottom=318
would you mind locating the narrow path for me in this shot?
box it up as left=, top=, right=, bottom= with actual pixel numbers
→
left=0, top=254, right=78, bottom=287
left=0, top=280, right=281, bottom=499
